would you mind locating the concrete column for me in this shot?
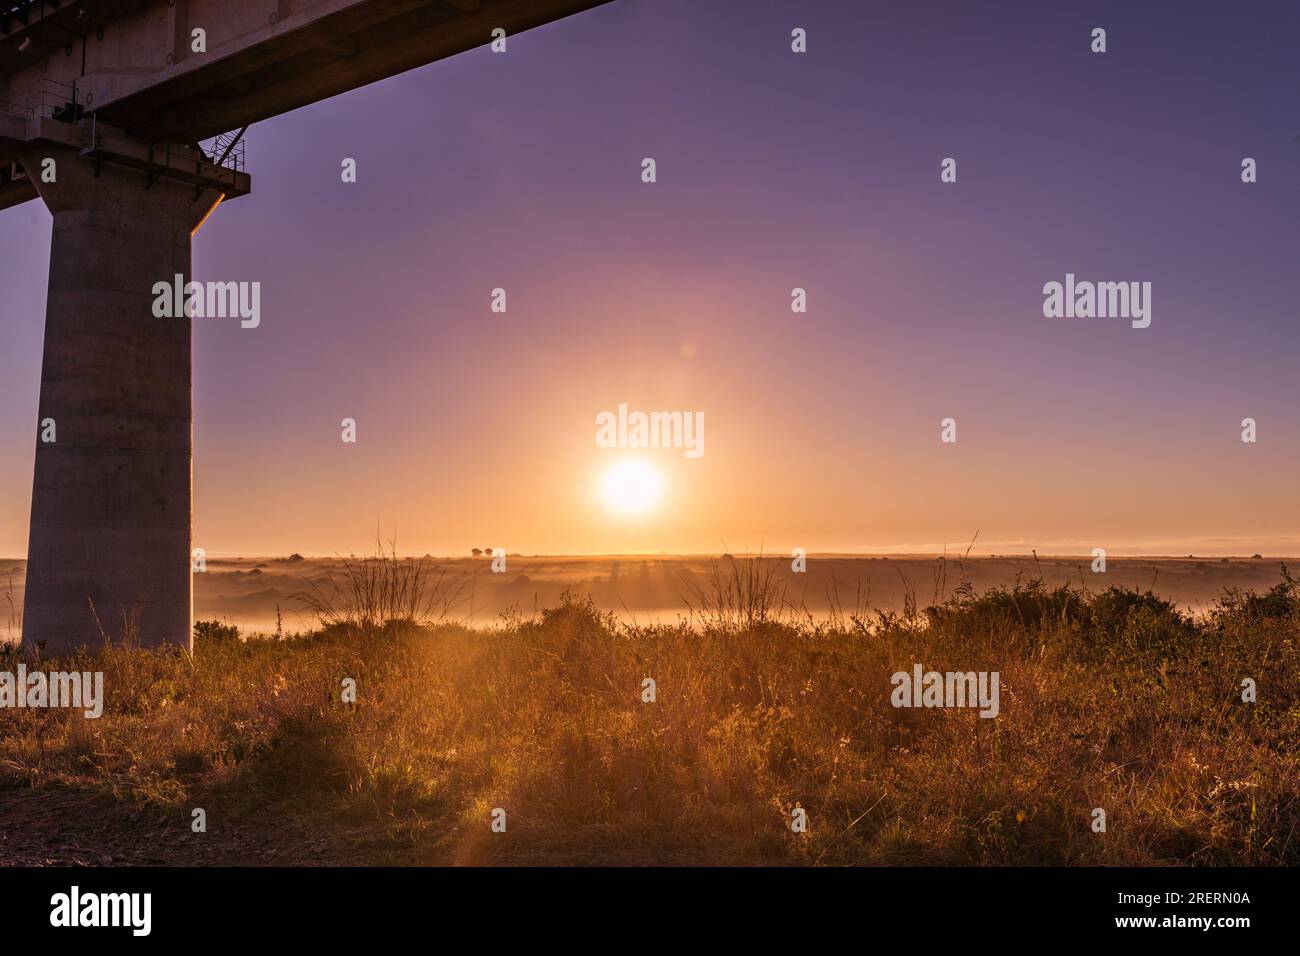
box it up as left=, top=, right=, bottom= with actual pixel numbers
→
left=19, top=144, right=222, bottom=655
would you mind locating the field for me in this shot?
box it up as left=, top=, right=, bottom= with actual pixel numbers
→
left=1, top=555, right=1297, bottom=866
left=5, top=552, right=1296, bottom=639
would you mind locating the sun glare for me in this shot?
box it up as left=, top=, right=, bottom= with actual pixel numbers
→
left=600, top=459, right=663, bottom=516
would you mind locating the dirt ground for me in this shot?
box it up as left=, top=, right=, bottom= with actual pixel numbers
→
left=0, top=787, right=362, bottom=867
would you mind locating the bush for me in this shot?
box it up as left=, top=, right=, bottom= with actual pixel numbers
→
left=194, top=620, right=240, bottom=644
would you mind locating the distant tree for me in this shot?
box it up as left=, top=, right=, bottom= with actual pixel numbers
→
left=471, top=548, right=482, bottom=557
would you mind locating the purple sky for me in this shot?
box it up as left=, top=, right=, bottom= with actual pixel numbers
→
left=2, top=0, right=1298, bottom=557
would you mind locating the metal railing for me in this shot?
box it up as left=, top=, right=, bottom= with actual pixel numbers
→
left=39, top=77, right=80, bottom=122
left=202, top=128, right=247, bottom=173
left=0, top=79, right=79, bottom=123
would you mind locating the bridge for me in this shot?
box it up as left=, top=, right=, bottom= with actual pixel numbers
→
left=1, top=0, right=612, bottom=653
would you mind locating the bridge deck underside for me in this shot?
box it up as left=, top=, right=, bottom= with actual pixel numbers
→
left=2, top=1, right=613, bottom=144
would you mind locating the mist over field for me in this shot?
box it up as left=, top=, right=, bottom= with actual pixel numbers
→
left=4, top=552, right=1297, bottom=642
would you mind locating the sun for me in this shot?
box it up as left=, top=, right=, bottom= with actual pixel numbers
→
left=599, top=459, right=664, bottom=516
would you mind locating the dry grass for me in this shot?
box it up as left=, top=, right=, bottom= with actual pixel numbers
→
left=1, top=562, right=1296, bottom=866
left=291, top=535, right=470, bottom=634
left=3, top=568, right=19, bottom=644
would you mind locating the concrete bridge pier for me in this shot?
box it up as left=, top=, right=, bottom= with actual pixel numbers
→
left=19, top=144, right=224, bottom=655
left=1, top=0, right=606, bottom=655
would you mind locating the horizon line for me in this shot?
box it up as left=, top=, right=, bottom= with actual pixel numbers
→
left=3, top=551, right=1297, bottom=562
